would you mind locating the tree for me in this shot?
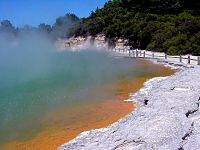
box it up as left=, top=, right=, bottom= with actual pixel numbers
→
left=0, top=20, right=16, bottom=34
left=51, top=13, right=80, bottom=38
left=38, top=23, right=52, bottom=33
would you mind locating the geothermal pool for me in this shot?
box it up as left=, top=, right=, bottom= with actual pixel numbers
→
left=0, top=49, right=174, bottom=150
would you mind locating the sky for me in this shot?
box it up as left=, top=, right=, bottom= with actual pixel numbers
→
left=0, top=0, right=108, bottom=27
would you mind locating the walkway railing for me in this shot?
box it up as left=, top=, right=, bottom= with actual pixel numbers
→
left=112, top=48, right=200, bottom=66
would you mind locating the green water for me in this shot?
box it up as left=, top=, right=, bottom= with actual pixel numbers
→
left=0, top=48, right=153, bottom=144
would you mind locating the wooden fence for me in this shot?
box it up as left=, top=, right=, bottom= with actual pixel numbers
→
left=112, top=49, right=200, bottom=65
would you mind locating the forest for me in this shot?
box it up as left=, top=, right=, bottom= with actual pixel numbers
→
left=1, top=0, right=200, bottom=55
left=74, top=0, right=200, bottom=55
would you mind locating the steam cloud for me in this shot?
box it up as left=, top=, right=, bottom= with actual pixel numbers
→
left=0, top=30, right=140, bottom=144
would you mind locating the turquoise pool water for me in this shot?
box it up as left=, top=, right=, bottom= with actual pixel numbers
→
left=0, top=48, right=149, bottom=145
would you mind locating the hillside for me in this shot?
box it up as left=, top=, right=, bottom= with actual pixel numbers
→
left=73, top=0, right=200, bottom=55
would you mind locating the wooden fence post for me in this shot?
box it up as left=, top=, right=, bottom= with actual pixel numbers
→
left=198, top=56, right=200, bottom=65
left=188, top=55, right=190, bottom=64
left=152, top=52, right=154, bottom=58
left=165, top=54, right=167, bottom=59
left=139, top=50, right=142, bottom=56
left=136, top=50, right=138, bottom=57
left=180, top=55, right=182, bottom=63
left=143, top=51, right=146, bottom=58
left=133, top=50, right=135, bottom=57
left=129, top=50, right=131, bottom=56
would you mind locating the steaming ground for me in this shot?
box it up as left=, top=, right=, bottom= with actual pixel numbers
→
left=0, top=34, right=148, bottom=145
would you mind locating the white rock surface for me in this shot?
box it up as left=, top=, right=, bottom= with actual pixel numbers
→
left=58, top=61, right=200, bottom=150
left=55, top=34, right=109, bottom=51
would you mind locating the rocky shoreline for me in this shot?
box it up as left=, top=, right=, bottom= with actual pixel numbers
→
left=58, top=57, right=200, bottom=150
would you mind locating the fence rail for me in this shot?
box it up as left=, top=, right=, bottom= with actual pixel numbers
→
left=112, top=49, right=200, bottom=65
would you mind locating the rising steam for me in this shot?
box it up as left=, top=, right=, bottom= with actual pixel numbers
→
left=0, top=30, right=141, bottom=144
